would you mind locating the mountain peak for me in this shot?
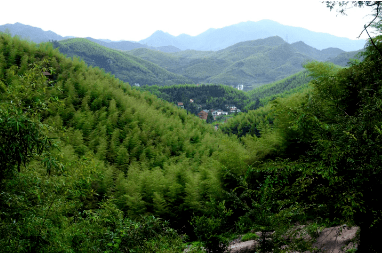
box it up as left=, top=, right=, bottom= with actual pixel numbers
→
left=139, top=20, right=365, bottom=51
left=152, top=30, right=171, bottom=35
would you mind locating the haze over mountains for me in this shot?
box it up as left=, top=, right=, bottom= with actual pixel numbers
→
left=126, top=36, right=362, bottom=88
left=0, top=21, right=364, bottom=89
left=0, top=22, right=75, bottom=43
left=139, top=20, right=365, bottom=52
left=0, top=20, right=365, bottom=52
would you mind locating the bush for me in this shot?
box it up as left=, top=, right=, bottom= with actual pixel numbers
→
left=241, top=233, right=259, bottom=242
left=191, top=200, right=232, bottom=253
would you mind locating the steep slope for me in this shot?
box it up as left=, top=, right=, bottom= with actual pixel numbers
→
left=0, top=33, right=250, bottom=251
left=128, top=36, right=345, bottom=88
left=327, top=49, right=364, bottom=66
left=53, top=38, right=192, bottom=86
left=139, top=19, right=366, bottom=51
left=290, top=41, right=345, bottom=61
left=246, top=70, right=312, bottom=109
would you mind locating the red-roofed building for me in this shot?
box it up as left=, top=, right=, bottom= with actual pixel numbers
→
left=198, top=110, right=208, bottom=120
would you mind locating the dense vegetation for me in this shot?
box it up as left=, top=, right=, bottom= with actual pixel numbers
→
left=219, top=36, right=382, bottom=251
left=244, top=70, right=313, bottom=110
left=52, top=38, right=192, bottom=86
left=127, top=36, right=357, bottom=89
left=326, top=49, right=364, bottom=67
left=136, top=84, right=251, bottom=114
left=1, top=13, right=382, bottom=252
left=0, top=33, right=250, bottom=252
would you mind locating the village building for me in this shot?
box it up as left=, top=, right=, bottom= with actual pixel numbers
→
left=198, top=110, right=208, bottom=120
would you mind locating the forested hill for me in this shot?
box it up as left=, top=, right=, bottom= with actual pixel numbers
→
left=245, top=70, right=313, bottom=109
left=51, top=38, right=192, bottom=86
left=0, top=32, right=252, bottom=252
left=136, top=84, right=252, bottom=114
left=2, top=24, right=382, bottom=252
left=127, top=36, right=358, bottom=89
left=86, top=37, right=182, bottom=53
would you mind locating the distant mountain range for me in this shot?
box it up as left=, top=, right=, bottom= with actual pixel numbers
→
left=0, top=23, right=182, bottom=53
left=1, top=22, right=363, bottom=89
left=0, top=22, right=74, bottom=43
left=139, top=20, right=365, bottom=52
left=53, top=36, right=362, bottom=89
left=1, top=20, right=365, bottom=52
left=84, top=37, right=182, bottom=53
left=127, top=36, right=362, bottom=89
left=53, top=38, right=191, bottom=86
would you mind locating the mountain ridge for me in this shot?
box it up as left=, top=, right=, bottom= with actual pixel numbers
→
left=53, top=38, right=191, bottom=86
left=1, top=21, right=365, bottom=52
left=127, top=36, right=357, bottom=89
left=139, top=19, right=365, bottom=52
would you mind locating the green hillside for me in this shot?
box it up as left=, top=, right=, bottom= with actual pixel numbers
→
left=127, top=36, right=348, bottom=90
left=137, top=84, right=251, bottom=114
left=52, top=38, right=192, bottom=86
left=244, top=70, right=313, bottom=109
left=327, top=49, right=364, bottom=67
left=2, top=31, right=382, bottom=252
left=0, top=33, right=250, bottom=252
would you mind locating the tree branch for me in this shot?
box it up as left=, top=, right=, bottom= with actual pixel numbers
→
left=357, top=2, right=381, bottom=38
left=364, top=26, right=382, bottom=59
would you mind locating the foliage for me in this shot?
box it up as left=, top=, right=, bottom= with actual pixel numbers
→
left=328, top=50, right=364, bottom=67
left=0, top=32, right=254, bottom=251
left=136, top=83, right=252, bottom=114
left=127, top=36, right=352, bottom=89
left=191, top=199, right=233, bottom=253
left=0, top=107, right=53, bottom=180
left=246, top=70, right=312, bottom=109
left=206, top=111, right=214, bottom=124
left=52, top=38, right=192, bottom=86
left=0, top=56, right=60, bottom=180
left=2, top=16, right=382, bottom=251
left=241, top=233, right=259, bottom=242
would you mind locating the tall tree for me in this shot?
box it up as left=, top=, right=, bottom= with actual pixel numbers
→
left=206, top=111, right=214, bottom=123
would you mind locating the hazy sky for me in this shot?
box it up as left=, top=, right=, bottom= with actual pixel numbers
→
left=0, top=0, right=375, bottom=42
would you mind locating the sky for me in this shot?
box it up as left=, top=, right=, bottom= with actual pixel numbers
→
left=0, top=0, right=375, bottom=42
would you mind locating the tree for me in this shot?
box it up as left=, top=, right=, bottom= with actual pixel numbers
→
left=0, top=54, right=58, bottom=180
left=0, top=107, right=53, bottom=180
left=301, top=53, right=382, bottom=252
left=206, top=111, right=214, bottom=123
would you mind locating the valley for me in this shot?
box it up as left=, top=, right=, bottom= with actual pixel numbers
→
left=0, top=11, right=380, bottom=253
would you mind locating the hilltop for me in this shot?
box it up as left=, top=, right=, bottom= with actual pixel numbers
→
left=139, top=19, right=365, bottom=51
left=1, top=20, right=365, bottom=53
left=2, top=20, right=381, bottom=251
left=52, top=38, right=191, bottom=86
left=127, top=36, right=357, bottom=89
left=0, top=23, right=181, bottom=53
left=0, top=22, right=74, bottom=43
left=0, top=32, right=250, bottom=252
